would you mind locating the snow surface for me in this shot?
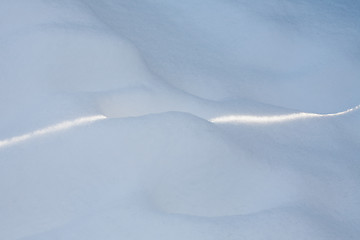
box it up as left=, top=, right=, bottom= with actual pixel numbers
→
left=1, top=0, right=360, bottom=239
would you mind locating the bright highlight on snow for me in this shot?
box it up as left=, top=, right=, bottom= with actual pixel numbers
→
left=0, top=115, right=106, bottom=149
left=1, top=0, right=360, bottom=238
left=1, top=105, right=358, bottom=149
left=210, top=105, right=360, bottom=124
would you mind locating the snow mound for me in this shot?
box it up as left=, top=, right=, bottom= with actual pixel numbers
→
left=1, top=0, right=360, bottom=240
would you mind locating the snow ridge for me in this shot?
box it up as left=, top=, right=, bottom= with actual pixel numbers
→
left=210, top=104, right=360, bottom=124
left=0, top=115, right=106, bottom=149
left=1, top=104, right=359, bottom=149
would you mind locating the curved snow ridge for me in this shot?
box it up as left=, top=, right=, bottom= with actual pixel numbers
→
left=210, top=105, right=360, bottom=124
left=0, top=115, right=106, bottom=149
left=1, top=105, right=358, bottom=149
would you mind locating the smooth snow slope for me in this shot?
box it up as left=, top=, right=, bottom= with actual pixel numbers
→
left=1, top=0, right=360, bottom=239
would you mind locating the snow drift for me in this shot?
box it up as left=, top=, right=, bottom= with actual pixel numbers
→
left=1, top=0, right=360, bottom=239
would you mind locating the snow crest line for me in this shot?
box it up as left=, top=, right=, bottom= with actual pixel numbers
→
left=1, top=105, right=358, bottom=149
left=0, top=115, right=107, bottom=149
left=210, top=105, right=360, bottom=124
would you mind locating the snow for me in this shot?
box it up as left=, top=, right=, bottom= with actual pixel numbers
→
left=1, top=0, right=360, bottom=239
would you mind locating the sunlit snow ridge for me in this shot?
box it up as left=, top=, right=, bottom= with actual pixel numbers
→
left=210, top=105, right=360, bottom=124
left=0, top=115, right=106, bottom=149
left=1, top=105, right=359, bottom=149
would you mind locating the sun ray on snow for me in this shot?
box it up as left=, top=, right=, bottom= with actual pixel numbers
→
left=210, top=105, right=360, bottom=124
left=0, top=105, right=359, bottom=149
left=0, top=115, right=107, bottom=149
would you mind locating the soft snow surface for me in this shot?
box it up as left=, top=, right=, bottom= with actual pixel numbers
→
left=1, top=0, right=360, bottom=239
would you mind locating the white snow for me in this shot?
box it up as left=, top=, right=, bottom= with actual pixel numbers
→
left=0, top=115, right=106, bottom=149
left=1, top=0, right=360, bottom=239
left=210, top=105, right=360, bottom=124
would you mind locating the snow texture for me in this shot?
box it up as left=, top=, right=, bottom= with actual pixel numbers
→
left=1, top=0, right=360, bottom=239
